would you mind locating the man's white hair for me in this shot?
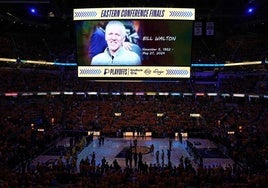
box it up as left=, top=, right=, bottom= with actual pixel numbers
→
left=105, top=20, right=126, bottom=37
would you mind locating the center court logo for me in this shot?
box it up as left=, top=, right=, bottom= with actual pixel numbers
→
left=104, top=69, right=128, bottom=75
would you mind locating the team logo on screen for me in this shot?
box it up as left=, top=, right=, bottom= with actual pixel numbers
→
left=144, top=69, right=152, bottom=75
left=153, top=69, right=164, bottom=75
left=104, top=69, right=128, bottom=75
left=129, top=68, right=143, bottom=75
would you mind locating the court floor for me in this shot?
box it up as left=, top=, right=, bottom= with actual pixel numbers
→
left=32, top=136, right=234, bottom=172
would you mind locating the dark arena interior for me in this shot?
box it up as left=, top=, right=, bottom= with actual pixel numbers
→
left=0, top=0, right=268, bottom=187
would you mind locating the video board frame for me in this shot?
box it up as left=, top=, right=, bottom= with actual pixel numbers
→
left=74, top=7, right=195, bottom=80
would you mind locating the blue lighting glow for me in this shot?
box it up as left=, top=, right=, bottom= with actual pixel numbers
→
left=29, top=8, right=37, bottom=15
left=247, top=7, right=254, bottom=14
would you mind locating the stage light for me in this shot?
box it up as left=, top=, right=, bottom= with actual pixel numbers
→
left=246, top=7, right=255, bottom=14
left=29, top=8, right=37, bottom=15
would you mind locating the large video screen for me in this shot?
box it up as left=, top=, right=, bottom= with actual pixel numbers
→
left=74, top=7, right=195, bottom=80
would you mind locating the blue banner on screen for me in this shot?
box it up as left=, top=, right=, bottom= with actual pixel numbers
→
left=74, top=7, right=195, bottom=80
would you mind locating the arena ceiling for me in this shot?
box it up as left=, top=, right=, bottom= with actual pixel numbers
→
left=0, top=0, right=267, bottom=34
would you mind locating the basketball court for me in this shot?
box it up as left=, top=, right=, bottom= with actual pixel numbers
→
left=32, top=136, right=234, bottom=172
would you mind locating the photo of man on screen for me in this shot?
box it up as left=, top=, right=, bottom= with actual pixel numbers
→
left=91, top=20, right=141, bottom=65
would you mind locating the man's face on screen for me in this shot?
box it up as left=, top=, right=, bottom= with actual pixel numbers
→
left=105, top=24, right=125, bottom=54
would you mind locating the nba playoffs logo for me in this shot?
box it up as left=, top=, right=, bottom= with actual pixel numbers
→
left=104, top=69, right=128, bottom=75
